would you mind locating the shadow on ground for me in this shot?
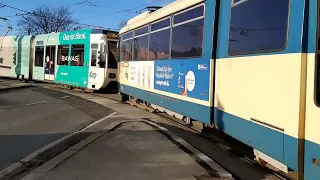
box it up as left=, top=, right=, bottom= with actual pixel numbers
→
left=150, top=120, right=280, bottom=180
left=1, top=131, right=94, bottom=180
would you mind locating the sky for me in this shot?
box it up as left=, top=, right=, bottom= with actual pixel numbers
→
left=0, top=0, right=175, bottom=35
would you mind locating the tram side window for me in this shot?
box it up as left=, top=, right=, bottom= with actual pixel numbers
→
left=35, top=46, right=44, bottom=67
left=171, top=5, right=204, bottom=58
left=120, top=31, right=133, bottom=61
left=228, top=0, right=290, bottom=55
left=149, top=18, right=170, bottom=60
left=316, top=10, right=320, bottom=105
left=317, top=55, right=320, bottom=105
left=134, top=26, right=149, bottom=61
left=71, top=44, right=84, bottom=66
left=57, top=45, right=69, bottom=65
left=121, top=39, right=133, bottom=61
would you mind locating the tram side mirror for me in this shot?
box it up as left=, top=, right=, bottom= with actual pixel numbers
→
left=97, top=43, right=107, bottom=68
left=99, top=53, right=106, bottom=62
left=99, top=43, right=105, bottom=54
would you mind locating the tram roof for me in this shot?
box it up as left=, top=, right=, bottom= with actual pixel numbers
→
left=119, top=0, right=203, bottom=34
left=34, top=28, right=118, bottom=36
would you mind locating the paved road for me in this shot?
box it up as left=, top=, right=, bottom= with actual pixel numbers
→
left=0, top=86, right=114, bottom=171
left=21, top=121, right=227, bottom=180
left=8, top=84, right=285, bottom=180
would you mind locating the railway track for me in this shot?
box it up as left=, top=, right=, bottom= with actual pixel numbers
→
left=89, top=92, right=296, bottom=180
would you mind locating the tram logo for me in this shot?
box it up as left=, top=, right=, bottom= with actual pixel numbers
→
left=90, top=71, right=97, bottom=79
left=125, top=70, right=128, bottom=80
left=61, top=72, right=68, bottom=76
left=61, top=56, right=78, bottom=62
left=198, top=64, right=208, bottom=70
left=62, top=32, right=86, bottom=41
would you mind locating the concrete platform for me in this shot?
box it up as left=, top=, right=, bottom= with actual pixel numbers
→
left=20, top=120, right=232, bottom=180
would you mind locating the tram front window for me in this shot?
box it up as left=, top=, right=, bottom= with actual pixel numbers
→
left=108, top=41, right=118, bottom=69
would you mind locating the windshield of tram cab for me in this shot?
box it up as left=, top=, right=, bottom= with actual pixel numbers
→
left=108, top=41, right=119, bottom=69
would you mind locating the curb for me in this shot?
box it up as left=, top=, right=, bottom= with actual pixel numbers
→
left=19, top=120, right=128, bottom=180
left=37, top=84, right=234, bottom=179
left=19, top=119, right=233, bottom=180
left=142, top=119, right=233, bottom=179
left=0, top=84, right=33, bottom=92
left=0, top=111, right=118, bottom=180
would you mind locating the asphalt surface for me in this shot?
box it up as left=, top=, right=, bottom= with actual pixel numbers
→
left=29, top=121, right=217, bottom=180
left=57, top=88, right=283, bottom=180
left=1, top=81, right=284, bottom=180
left=0, top=86, right=114, bottom=171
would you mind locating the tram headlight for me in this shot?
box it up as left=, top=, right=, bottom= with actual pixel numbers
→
left=109, top=73, right=116, bottom=79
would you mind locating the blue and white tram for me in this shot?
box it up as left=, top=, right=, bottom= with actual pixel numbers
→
left=118, top=0, right=320, bottom=179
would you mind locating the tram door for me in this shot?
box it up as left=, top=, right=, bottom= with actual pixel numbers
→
left=45, top=46, right=55, bottom=81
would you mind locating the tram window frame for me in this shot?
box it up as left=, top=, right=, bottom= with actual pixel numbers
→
left=120, top=32, right=133, bottom=61
left=173, top=5, right=204, bottom=24
left=227, top=0, right=290, bottom=56
left=314, top=1, right=320, bottom=107
left=72, top=44, right=84, bottom=66
left=122, top=31, right=133, bottom=40
left=108, top=41, right=119, bottom=69
left=149, top=17, right=171, bottom=60
left=316, top=56, right=320, bottom=106
left=120, top=4, right=208, bottom=61
left=151, top=18, right=171, bottom=31
left=70, top=44, right=85, bottom=66
left=133, top=25, right=150, bottom=61
left=135, top=25, right=149, bottom=36
left=35, top=46, right=44, bottom=67
left=171, top=4, right=205, bottom=59
left=91, top=43, right=98, bottom=67
left=57, top=45, right=69, bottom=66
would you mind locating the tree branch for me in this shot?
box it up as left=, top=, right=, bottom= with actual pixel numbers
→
left=17, top=5, right=78, bottom=35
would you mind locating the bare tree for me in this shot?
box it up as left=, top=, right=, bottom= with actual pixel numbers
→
left=17, top=5, right=80, bottom=35
left=118, top=20, right=127, bottom=30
